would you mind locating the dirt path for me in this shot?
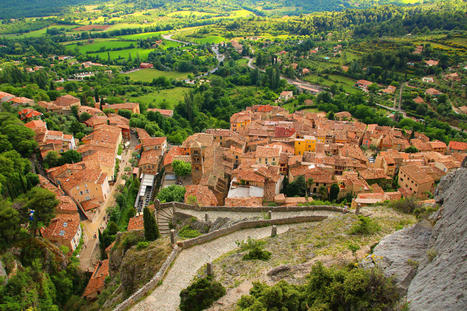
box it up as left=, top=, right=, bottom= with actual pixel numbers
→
left=130, top=224, right=299, bottom=311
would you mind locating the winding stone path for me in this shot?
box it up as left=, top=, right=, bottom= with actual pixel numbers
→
left=130, top=224, right=299, bottom=311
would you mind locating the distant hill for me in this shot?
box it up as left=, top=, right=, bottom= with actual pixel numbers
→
left=0, top=0, right=430, bottom=19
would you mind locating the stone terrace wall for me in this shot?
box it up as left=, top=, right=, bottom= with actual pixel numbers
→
left=159, top=202, right=348, bottom=213
left=177, top=215, right=327, bottom=249
left=113, top=246, right=181, bottom=311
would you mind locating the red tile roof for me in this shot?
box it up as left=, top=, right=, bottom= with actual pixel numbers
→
left=127, top=215, right=144, bottom=231
left=448, top=141, right=467, bottom=151
left=185, top=185, right=218, bottom=206
left=83, top=259, right=109, bottom=299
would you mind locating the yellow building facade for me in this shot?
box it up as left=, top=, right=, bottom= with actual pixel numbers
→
left=294, top=136, right=316, bottom=155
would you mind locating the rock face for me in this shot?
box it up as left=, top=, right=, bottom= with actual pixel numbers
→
left=407, top=167, right=467, bottom=310
left=364, top=167, right=467, bottom=310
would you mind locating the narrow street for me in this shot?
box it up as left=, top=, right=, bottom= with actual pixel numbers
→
left=78, top=134, right=138, bottom=272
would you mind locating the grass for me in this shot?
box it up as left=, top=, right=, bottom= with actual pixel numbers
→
left=64, top=39, right=136, bottom=54
left=126, top=69, right=189, bottom=82
left=118, top=31, right=168, bottom=40
left=130, top=87, right=189, bottom=109
left=92, top=48, right=154, bottom=61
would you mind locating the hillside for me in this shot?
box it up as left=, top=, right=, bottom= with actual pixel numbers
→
left=0, top=0, right=429, bottom=18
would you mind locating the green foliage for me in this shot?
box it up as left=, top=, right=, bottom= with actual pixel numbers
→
left=178, top=225, right=201, bottom=239
left=173, top=160, right=191, bottom=178
left=136, top=241, right=150, bottom=250
left=121, top=232, right=144, bottom=252
left=388, top=198, right=438, bottom=218
left=179, top=276, right=226, bottom=311
left=157, top=185, right=185, bottom=203
left=23, top=187, right=58, bottom=235
left=243, top=246, right=271, bottom=261
left=405, top=146, right=419, bottom=153
left=283, top=175, right=307, bottom=197
left=0, top=200, right=21, bottom=250
left=143, top=207, right=160, bottom=241
left=238, top=262, right=400, bottom=311
left=349, top=215, right=381, bottom=235
left=329, top=183, right=340, bottom=202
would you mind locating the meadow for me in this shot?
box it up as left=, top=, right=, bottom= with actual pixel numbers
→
left=130, top=87, right=189, bottom=109
left=126, top=69, right=190, bottom=82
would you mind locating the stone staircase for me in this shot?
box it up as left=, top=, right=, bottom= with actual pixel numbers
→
left=156, top=206, right=174, bottom=236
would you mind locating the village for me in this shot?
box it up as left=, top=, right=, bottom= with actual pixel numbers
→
left=2, top=84, right=467, bottom=299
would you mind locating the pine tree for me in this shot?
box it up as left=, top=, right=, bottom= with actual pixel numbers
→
left=143, top=207, right=160, bottom=241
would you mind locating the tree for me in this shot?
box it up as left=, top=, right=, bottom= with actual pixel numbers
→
left=24, top=187, right=58, bottom=235
left=157, top=185, right=186, bottom=203
left=405, top=146, right=419, bottom=153
left=306, top=178, right=314, bottom=197
left=60, top=150, right=82, bottom=165
left=0, top=200, right=20, bottom=249
left=79, top=112, right=92, bottom=122
left=329, top=183, right=340, bottom=202
left=173, top=160, right=191, bottom=179
left=143, top=207, right=159, bottom=241
left=284, top=175, right=306, bottom=197
left=43, top=151, right=60, bottom=169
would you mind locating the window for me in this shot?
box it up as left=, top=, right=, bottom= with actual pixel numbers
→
left=79, top=191, right=83, bottom=195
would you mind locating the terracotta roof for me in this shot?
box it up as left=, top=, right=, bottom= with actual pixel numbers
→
left=357, top=80, right=373, bottom=87
left=139, top=149, right=160, bottom=166
left=127, top=215, right=144, bottom=231
left=400, top=165, right=434, bottom=184
left=82, top=260, right=109, bottom=298
left=184, top=185, right=218, bottom=206
left=163, top=146, right=185, bottom=167
left=147, top=108, right=173, bottom=117
left=41, top=213, right=80, bottom=247
left=425, top=88, right=442, bottom=96
left=102, top=102, right=139, bottom=111
left=359, top=168, right=389, bottom=180
left=141, top=137, right=167, bottom=147
left=413, top=96, right=425, bottom=104
left=55, top=95, right=80, bottom=107
left=60, top=167, right=107, bottom=192
left=81, top=199, right=100, bottom=211
left=428, top=141, right=447, bottom=149
left=225, top=197, right=262, bottom=207
left=0, top=91, right=14, bottom=99
left=256, top=145, right=281, bottom=158
left=448, top=141, right=467, bottom=151
left=56, top=196, right=78, bottom=214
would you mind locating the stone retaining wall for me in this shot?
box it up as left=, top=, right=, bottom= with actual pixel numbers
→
left=177, top=215, right=327, bottom=249
left=160, top=202, right=348, bottom=213
left=113, top=246, right=181, bottom=311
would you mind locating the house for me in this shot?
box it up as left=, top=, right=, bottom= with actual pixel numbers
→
left=140, top=137, right=167, bottom=155
left=352, top=191, right=401, bottom=207
left=398, top=165, right=435, bottom=199
left=424, top=60, right=439, bottom=67
left=127, top=215, right=144, bottom=231
left=381, top=85, right=396, bottom=94
left=422, top=76, right=434, bottom=83
left=428, top=141, right=447, bottom=154
left=146, top=108, right=174, bottom=118
left=184, top=185, right=218, bottom=206
left=255, top=146, right=281, bottom=166
left=83, top=260, right=109, bottom=300
left=102, top=102, right=140, bottom=114
left=55, top=95, right=81, bottom=110
left=138, top=149, right=160, bottom=175
left=18, top=108, right=42, bottom=121
left=413, top=96, right=425, bottom=104
left=294, top=136, right=316, bottom=155
left=58, top=166, right=111, bottom=204
left=140, top=62, right=154, bottom=69
left=41, top=213, right=81, bottom=252
left=8, top=96, right=34, bottom=106
left=425, top=88, right=442, bottom=96
left=230, top=111, right=252, bottom=133
left=334, top=111, right=352, bottom=121
left=443, top=72, right=460, bottom=81
left=356, top=80, right=373, bottom=92
left=279, top=91, right=294, bottom=102
left=448, top=141, right=467, bottom=153
left=0, top=91, right=14, bottom=103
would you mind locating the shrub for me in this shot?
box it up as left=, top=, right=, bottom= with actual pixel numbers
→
left=349, top=215, right=381, bottom=235
left=178, top=225, right=201, bottom=239
left=180, top=276, right=226, bottom=311
left=136, top=241, right=149, bottom=250
left=243, top=246, right=271, bottom=261
left=237, top=262, right=400, bottom=310
left=121, top=232, right=144, bottom=252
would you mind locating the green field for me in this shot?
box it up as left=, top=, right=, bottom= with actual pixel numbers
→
left=130, top=87, right=189, bottom=109
left=126, top=69, right=189, bottom=82
left=65, top=39, right=136, bottom=54
left=118, top=31, right=167, bottom=40
left=191, top=36, right=226, bottom=44
left=304, top=73, right=360, bottom=95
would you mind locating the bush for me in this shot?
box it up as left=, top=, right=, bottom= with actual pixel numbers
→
left=180, top=276, right=226, bottom=311
left=243, top=246, right=271, bottom=261
left=136, top=241, right=149, bottom=250
left=178, top=225, right=201, bottom=239
left=121, top=232, right=144, bottom=252
left=388, top=198, right=438, bottom=218
left=237, top=262, right=400, bottom=311
left=349, top=215, right=381, bottom=235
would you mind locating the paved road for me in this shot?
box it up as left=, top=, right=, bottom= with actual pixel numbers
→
left=177, top=208, right=338, bottom=222
left=130, top=223, right=300, bottom=311
left=79, top=135, right=137, bottom=272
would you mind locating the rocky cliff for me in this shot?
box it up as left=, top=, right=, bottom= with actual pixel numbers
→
left=364, top=165, right=467, bottom=310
